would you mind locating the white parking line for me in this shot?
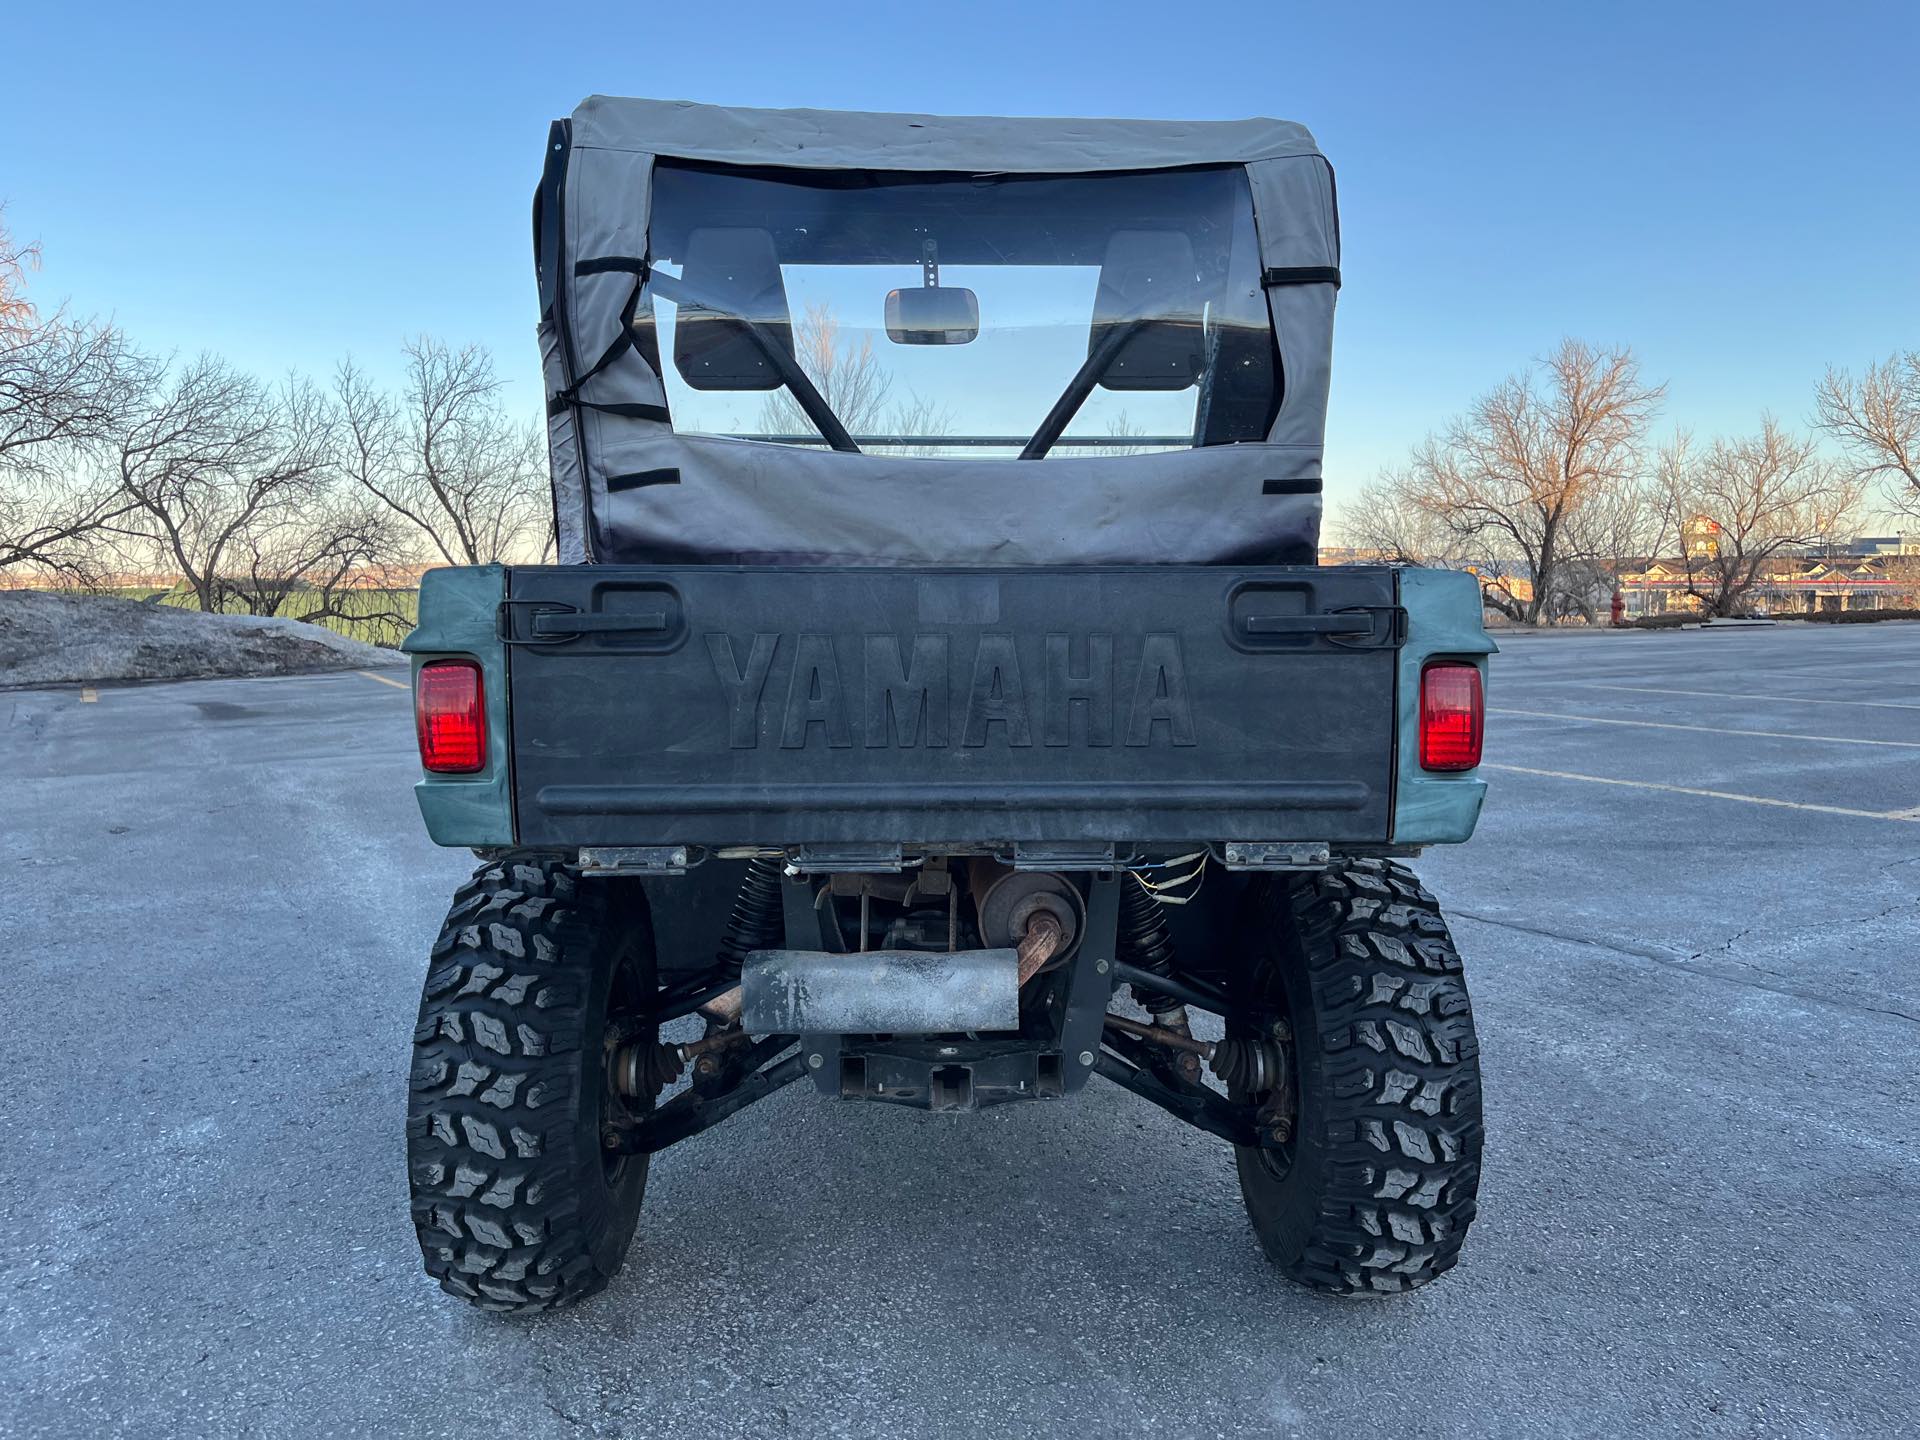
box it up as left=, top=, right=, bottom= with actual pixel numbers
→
left=1491, top=707, right=1920, bottom=749
left=1565, top=683, right=1920, bottom=712
left=1482, top=763, right=1920, bottom=821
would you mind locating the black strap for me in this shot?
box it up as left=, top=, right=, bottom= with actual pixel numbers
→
left=548, top=396, right=672, bottom=423
left=1262, top=265, right=1342, bottom=290
left=548, top=266, right=658, bottom=417
left=606, top=467, right=682, bottom=493
left=575, top=277, right=644, bottom=386
left=575, top=255, right=650, bottom=277
left=1262, top=477, right=1323, bottom=495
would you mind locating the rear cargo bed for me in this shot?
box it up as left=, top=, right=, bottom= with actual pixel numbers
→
left=503, top=565, right=1403, bottom=849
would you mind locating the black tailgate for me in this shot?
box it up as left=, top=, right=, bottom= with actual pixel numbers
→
left=504, top=565, right=1400, bottom=848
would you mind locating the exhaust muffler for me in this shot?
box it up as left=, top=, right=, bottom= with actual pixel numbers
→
left=739, top=945, right=1020, bottom=1035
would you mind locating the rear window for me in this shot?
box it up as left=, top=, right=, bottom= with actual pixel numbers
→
left=635, top=161, right=1280, bottom=459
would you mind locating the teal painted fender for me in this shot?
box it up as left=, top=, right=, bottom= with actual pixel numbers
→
left=401, top=565, right=514, bottom=848
left=1392, top=568, right=1496, bottom=845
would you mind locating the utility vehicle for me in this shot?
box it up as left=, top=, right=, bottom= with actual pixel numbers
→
left=403, top=97, right=1493, bottom=1312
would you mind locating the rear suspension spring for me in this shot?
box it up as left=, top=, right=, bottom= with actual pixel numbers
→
left=715, top=856, right=786, bottom=981
left=1119, top=874, right=1185, bottom=1021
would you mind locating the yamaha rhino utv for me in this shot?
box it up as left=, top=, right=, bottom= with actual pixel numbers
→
left=402, top=97, right=1493, bottom=1312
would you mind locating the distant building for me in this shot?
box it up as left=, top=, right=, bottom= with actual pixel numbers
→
left=1616, top=547, right=1920, bottom=615
left=1318, top=538, right=1919, bottom=617
left=1681, top=514, right=1723, bottom=558
left=1315, top=545, right=1393, bottom=567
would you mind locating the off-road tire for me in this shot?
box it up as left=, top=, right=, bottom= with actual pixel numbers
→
left=1232, top=860, right=1483, bottom=1295
left=406, top=857, right=655, bottom=1312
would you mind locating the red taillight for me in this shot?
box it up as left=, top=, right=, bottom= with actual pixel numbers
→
left=415, top=660, right=487, bottom=774
left=1419, top=663, right=1483, bottom=771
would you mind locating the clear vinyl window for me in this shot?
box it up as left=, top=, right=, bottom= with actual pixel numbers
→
left=634, top=161, right=1280, bottom=459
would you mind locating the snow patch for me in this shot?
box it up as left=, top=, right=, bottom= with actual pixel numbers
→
left=0, top=591, right=405, bottom=688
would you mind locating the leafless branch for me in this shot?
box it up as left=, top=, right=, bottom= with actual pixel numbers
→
left=758, top=303, right=892, bottom=438
left=1816, top=352, right=1920, bottom=517
left=223, top=497, right=411, bottom=625
left=0, top=209, right=151, bottom=578
left=109, top=357, right=337, bottom=611
left=338, top=340, right=550, bottom=565
left=1358, top=339, right=1665, bottom=623
left=1655, top=416, right=1867, bottom=617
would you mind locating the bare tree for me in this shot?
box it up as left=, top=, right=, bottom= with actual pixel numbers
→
left=0, top=210, right=149, bottom=579
left=1054, top=410, right=1150, bottom=458
left=1104, top=412, right=1147, bottom=458
left=756, top=303, right=955, bottom=451
left=1816, top=352, right=1920, bottom=517
left=339, top=340, right=549, bottom=566
left=0, top=217, right=33, bottom=329
left=0, top=460, right=137, bottom=584
left=223, top=496, right=410, bottom=629
left=1546, top=472, right=1662, bottom=622
left=110, top=358, right=336, bottom=611
left=1341, top=471, right=1541, bottom=616
left=1655, top=418, right=1866, bottom=617
left=1380, top=339, right=1665, bottom=624
left=759, top=303, right=891, bottom=437
left=886, top=390, right=957, bottom=457
left=1342, top=470, right=1461, bottom=566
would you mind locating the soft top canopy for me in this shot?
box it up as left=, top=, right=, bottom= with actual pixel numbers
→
left=569, top=95, right=1323, bottom=174
left=538, top=97, right=1340, bottom=566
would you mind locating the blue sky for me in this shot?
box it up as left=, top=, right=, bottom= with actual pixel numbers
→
left=5, top=1, right=1916, bottom=512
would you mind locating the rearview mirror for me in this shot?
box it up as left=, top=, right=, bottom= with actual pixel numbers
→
left=885, top=286, right=979, bottom=345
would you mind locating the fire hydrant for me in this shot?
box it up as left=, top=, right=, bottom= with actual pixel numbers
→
left=1610, top=590, right=1625, bottom=627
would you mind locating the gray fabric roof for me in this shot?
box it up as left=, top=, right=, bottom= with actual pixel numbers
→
left=570, top=95, right=1321, bottom=173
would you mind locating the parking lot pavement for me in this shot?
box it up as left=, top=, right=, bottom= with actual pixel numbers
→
left=3, top=624, right=1916, bottom=1440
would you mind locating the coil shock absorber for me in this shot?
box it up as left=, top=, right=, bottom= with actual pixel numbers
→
left=693, top=855, right=785, bottom=1053
left=716, top=855, right=786, bottom=979
left=1118, top=872, right=1201, bottom=1080
left=1119, top=872, right=1183, bottom=1019
left=618, top=857, right=785, bottom=1099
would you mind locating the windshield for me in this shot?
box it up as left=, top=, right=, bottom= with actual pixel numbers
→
left=636, top=161, right=1280, bottom=458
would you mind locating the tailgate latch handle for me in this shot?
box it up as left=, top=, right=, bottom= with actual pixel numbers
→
left=529, top=610, right=668, bottom=638
left=1240, top=606, right=1408, bottom=649
left=497, top=600, right=670, bottom=644
left=1243, top=613, right=1373, bottom=635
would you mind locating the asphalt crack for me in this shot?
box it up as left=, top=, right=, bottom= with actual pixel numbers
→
left=1451, top=908, right=1920, bottom=1029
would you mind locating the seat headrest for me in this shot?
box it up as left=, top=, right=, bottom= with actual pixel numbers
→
left=673, top=227, right=795, bottom=391
left=1091, top=230, right=1204, bottom=392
